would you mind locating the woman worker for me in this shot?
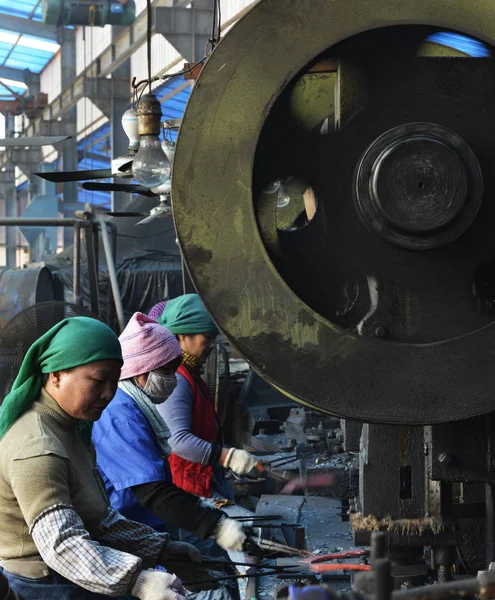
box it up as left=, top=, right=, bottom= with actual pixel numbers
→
left=150, top=294, right=260, bottom=500
left=92, top=313, right=247, bottom=553
left=0, top=316, right=199, bottom=600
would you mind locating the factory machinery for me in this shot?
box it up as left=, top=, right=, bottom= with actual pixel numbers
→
left=171, top=0, right=495, bottom=598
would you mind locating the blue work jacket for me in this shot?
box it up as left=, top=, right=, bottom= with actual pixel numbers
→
left=92, top=387, right=171, bottom=531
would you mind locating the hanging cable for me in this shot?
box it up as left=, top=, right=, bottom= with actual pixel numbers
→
left=146, top=0, right=152, bottom=94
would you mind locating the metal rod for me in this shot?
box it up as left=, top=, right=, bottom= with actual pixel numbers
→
left=98, top=221, right=125, bottom=333
left=391, top=578, right=480, bottom=600
left=231, top=515, right=282, bottom=521
left=487, top=484, right=495, bottom=565
left=254, top=538, right=312, bottom=557
left=0, top=218, right=90, bottom=227
left=84, top=225, right=100, bottom=319
left=370, top=531, right=386, bottom=568
left=73, top=222, right=81, bottom=305
left=106, top=220, right=118, bottom=263
left=375, top=559, right=392, bottom=600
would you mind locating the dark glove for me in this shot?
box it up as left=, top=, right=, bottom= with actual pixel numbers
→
left=160, top=559, right=220, bottom=593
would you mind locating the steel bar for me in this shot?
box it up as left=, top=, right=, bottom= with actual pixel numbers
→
left=98, top=222, right=125, bottom=332
left=370, top=532, right=386, bottom=568
left=107, top=221, right=118, bottom=264
left=231, top=515, right=283, bottom=521
left=0, top=218, right=90, bottom=227
left=254, top=538, right=312, bottom=557
left=375, top=559, right=392, bottom=600
left=392, top=578, right=480, bottom=600
left=73, top=222, right=81, bottom=305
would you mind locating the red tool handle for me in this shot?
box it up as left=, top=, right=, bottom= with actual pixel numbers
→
left=305, top=549, right=368, bottom=564
left=310, top=563, right=371, bottom=573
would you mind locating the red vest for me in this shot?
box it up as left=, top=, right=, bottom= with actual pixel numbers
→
left=168, top=364, right=218, bottom=497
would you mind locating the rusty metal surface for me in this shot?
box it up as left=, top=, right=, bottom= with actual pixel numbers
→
left=172, top=0, right=495, bottom=424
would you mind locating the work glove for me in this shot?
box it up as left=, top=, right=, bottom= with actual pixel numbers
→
left=162, top=560, right=220, bottom=594
left=223, top=448, right=258, bottom=476
left=160, top=543, right=218, bottom=594
left=212, top=516, right=247, bottom=551
left=164, top=540, right=201, bottom=563
left=131, top=569, right=187, bottom=600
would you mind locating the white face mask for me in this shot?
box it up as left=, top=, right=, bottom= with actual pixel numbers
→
left=143, top=371, right=178, bottom=404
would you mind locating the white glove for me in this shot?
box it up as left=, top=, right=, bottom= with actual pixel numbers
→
left=132, top=569, right=187, bottom=600
left=212, top=517, right=246, bottom=551
left=165, top=540, right=201, bottom=563
left=223, top=448, right=258, bottom=475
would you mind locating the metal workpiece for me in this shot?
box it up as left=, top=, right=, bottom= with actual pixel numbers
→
left=172, top=0, right=495, bottom=425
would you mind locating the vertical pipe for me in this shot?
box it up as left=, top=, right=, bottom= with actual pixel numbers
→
left=371, top=531, right=386, bottom=568
left=487, top=484, right=495, bottom=566
left=73, top=223, right=81, bottom=305
left=84, top=225, right=100, bottom=318
left=107, top=221, right=117, bottom=264
left=375, top=558, right=392, bottom=600
left=99, top=222, right=125, bottom=333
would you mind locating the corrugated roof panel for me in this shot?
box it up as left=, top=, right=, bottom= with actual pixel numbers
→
left=5, top=45, right=54, bottom=72
left=0, top=41, right=12, bottom=62
left=0, top=0, right=41, bottom=19
left=0, top=5, right=59, bottom=98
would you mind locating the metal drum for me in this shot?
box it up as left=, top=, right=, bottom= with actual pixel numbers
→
left=0, top=266, right=57, bottom=328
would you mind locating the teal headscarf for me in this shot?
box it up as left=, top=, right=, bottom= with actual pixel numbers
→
left=158, top=294, right=219, bottom=335
left=0, top=316, right=123, bottom=440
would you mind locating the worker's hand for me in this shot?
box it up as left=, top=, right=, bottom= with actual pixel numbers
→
left=164, top=540, right=201, bottom=563
left=131, top=569, right=187, bottom=600
left=222, top=448, right=258, bottom=475
left=212, top=516, right=246, bottom=551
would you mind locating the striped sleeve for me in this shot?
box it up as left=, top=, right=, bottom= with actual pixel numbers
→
left=96, top=506, right=169, bottom=567
left=30, top=503, right=141, bottom=597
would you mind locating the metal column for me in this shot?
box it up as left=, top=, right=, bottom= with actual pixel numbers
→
left=110, top=28, right=131, bottom=213
left=4, top=113, right=16, bottom=267
left=59, top=26, right=78, bottom=248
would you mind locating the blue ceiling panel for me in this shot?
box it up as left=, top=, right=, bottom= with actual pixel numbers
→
left=0, top=4, right=59, bottom=98
left=5, top=46, right=53, bottom=72
left=0, top=0, right=41, bottom=19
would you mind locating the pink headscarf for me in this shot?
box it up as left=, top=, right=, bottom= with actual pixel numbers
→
left=119, top=312, right=182, bottom=380
left=148, top=301, right=167, bottom=321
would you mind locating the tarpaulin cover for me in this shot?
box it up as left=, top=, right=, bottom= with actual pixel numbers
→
left=47, top=249, right=183, bottom=329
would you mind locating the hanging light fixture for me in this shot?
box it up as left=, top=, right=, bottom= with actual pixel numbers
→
left=133, top=94, right=171, bottom=187
left=132, top=0, right=171, bottom=188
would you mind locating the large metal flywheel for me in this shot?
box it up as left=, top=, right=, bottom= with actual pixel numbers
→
left=172, top=0, right=495, bottom=424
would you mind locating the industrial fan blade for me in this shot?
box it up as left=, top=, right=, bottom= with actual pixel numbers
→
left=136, top=203, right=172, bottom=225
left=118, top=160, right=134, bottom=173
left=0, top=136, right=70, bottom=147
left=82, top=182, right=157, bottom=197
left=35, top=168, right=112, bottom=183
left=136, top=213, right=163, bottom=225
left=106, top=211, right=148, bottom=217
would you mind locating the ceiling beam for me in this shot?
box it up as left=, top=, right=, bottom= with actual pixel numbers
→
left=0, top=14, right=59, bottom=42
left=0, top=66, right=38, bottom=85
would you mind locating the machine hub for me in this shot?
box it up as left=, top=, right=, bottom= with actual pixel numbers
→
left=355, top=123, right=483, bottom=249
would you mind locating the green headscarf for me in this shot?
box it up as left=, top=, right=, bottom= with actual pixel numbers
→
left=158, top=294, right=219, bottom=335
left=0, top=316, right=123, bottom=440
